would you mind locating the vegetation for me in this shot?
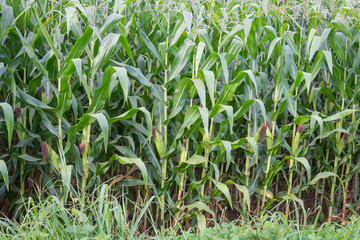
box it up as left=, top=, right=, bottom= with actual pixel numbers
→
left=182, top=215, right=360, bottom=240
left=0, top=0, right=360, bottom=238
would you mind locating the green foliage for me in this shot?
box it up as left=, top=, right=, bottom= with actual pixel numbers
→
left=0, top=0, right=359, bottom=235
left=179, top=214, right=360, bottom=240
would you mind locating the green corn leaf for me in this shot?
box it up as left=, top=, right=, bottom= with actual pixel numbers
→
left=113, top=67, right=130, bottom=102
left=119, top=35, right=135, bottom=64
left=90, top=34, right=120, bottom=78
left=14, top=27, right=48, bottom=77
left=220, top=25, right=243, bottom=48
left=138, top=28, right=165, bottom=65
left=192, top=78, right=206, bottom=108
left=234, top=100, right=254, bottom=120
left=59, top=27, right=93, bottom=76
left=202, top=70, right=216, bottom=107
left=267, top=37, right=282, bottom=61
left=284, top=156, right=311, bottom=182
left=0, top=102, right=14, bottom=148
left=109, top=154, right=148, bottom=187
left=196, top=214, right=206, bottom=232
left=195, top=42, right=206, bottom=75
left=323, top=109, right=358, bottom=122
left=175, top=106, right=200, bottom=139
left=31, top=7, right=61, bottom=60
left=198, top=29, right=214, bottom=53
left=198, top=107, right=209, bottom=137
left=68, top=113, right=109, bottom=151
left=0, top=160, right=9, bottom=190
left=180, top=201, right=216, bottom=220
left=88, top=67, right=116, bottom=114
left=169, top=13, right=186, bottom=46
left=309, top=172, right=338, bottom=185
left=234, top=183, right=250, bottom=210
left=212, top=180, right=232, bottom=208
left=99, top=14, right=123, bottom=35
left=185, top=155, right=208, bottom=165
left=310, top=50, right=325, bottom=80
left=169, top=39, right=195, bottom=81
left=168, top=78, right=192, bottom=119
left=17, top=89, right=53, bottom=110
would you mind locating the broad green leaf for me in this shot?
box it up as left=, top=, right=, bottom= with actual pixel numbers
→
left=88, top=67, right=116, bottom=113
left=109, top=107, right=152, bottom=140
left=17, top=89, right=53, bottom=110
left=60, top=27, right=93, bottom=76
left=218, top=71, right=247, bottom=103
left=203, top=70, right=216, bottom=106
left=175, top=106, right=200, bottom=139
left=60, top=165, right=73, bottom=201
left=111, top=61, right=153, bottom=86
left=55, top=61, right=77, bottom=118
left=220, top=25, right=243, bottom=48
left=0, top=160, right=9, bottom=190
left=200, top=52, right=218, bottom=70
left=198, top=29, right=214, bottom=52
left=15, top=27, right=48, bottom=77
left=138, top=28, right=164, bottom=65
left=308, top=35, right=320, bottom=61
left=267, top=37, right=282, bottom=61
left=234, top=100, right=254, bottom=120
left=234, top=184, right=250, bottom=210
left=198, top=107, right=209, bottom=137
left=331, top=20, right=348, bottom=36
left=0, top=4, right=13, bottom=36
left=192, top=78, right=206, bottom=108
left=309, top=172, right=338, bottom=185
left=212, top=180, right=232, bottom=208
left=31, top=7, right=61, bottom=60
left=180, top=201, right=216, bottom=219
left=197, top=214, right=206, bottom=232
left=186, top=155, right=207, bottom=165
left=169, top=13, right=186, bottom=46
left=169, top=39, right=195, bottom=81
left=221, top=140, right=232, bottom=171
left=283, top=194, right=305, bottom=212
left=306, top=28, right=317, bottom=55
left=119, top=35, right=135, bottom=64
left=322, top=50, right=333, bottom=74
left=0, top=102, right=14, bottom=147
left=323, top=109, right=358, bottom=122
left=90, top=34, right=120, bottom=78
left=68, top=113, right=109, bottom=150
left=310, top=50, right=325, bottom=80
left=168, top=78, right=191, bottom=119
left=284, top=156, right=311, bottom=181
left=99, top=14, right=123, bottom=35
left=284, top=32, right=299, bottom=55
left=219, top=53, right=229, bottom=83
left=113, top=67, right=129, bottom=102
left=195, top=41, right=206, bottom=75
left=109, top=154, right=148, bottom=187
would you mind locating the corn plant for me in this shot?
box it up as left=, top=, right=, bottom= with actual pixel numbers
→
left=0, top=0, right=359, bottom=233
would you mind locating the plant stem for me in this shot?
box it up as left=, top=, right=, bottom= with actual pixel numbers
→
left=160, top=18, right=170, bottom=230
left=262, top=85, right=278, bottom=209
left=244, top=59, right=255, bottom=210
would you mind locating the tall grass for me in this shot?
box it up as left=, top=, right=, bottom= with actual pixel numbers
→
left=0, top=0, right=359, bottom=234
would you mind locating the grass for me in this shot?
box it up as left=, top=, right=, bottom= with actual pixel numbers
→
left=0, top=191, right=359, bottom=239
left=180, top=215, right=360, bottom=240
left=0, top=184, right=160, bottom=239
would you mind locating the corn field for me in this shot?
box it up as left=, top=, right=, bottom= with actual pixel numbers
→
left=0, top=0, right=360, bottom=234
